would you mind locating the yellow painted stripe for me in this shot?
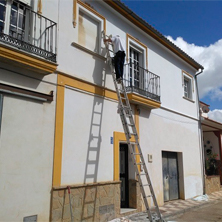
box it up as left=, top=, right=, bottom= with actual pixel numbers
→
left=0, top=45, right=57, bottom=74
left=58, top=74, right=118, bottom=101
left=73, top=0, right=77, bottom=27
left=128, top=93, right=161, bottom=109
left=52, top=76, right=65, bottom=186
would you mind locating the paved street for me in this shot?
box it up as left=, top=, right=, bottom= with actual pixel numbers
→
left=166, top=199, right=222, bottom=221
left=110, top=191, right=222, bottom=222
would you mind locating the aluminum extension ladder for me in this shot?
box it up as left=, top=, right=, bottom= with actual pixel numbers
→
left=102, top=32, right=163, bottom=222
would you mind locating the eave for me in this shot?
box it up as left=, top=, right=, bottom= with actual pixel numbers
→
left=104, top=0, right=204, bottom=71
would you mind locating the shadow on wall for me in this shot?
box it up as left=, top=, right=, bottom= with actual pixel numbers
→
left=83, top=37, right=108, bottom=185
left=0, top=62, right=44, bottom=90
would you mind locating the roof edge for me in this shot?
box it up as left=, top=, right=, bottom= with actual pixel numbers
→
left=104, top=0, right=204, bottom=70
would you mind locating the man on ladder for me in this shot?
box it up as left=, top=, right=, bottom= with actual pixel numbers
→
left=104, top=35, right=126, bottom=83
left=103, top=32, right=164, bottom=222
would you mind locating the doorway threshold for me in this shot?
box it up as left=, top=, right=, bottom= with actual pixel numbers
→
left=120, top=208, right=136, bottom=214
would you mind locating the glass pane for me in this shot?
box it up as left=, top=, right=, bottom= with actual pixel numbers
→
left=17, top=29, right=24, bottom=40
left=11, top=2, right=18, bottom=11
left=18, top=13, right=24, bottom=29
left=0, top=21, right=3, bottom=32
left=9, top=26, right=16, bottom=37
left=0, top=3, right=6, bottom=21
left=11, top=9, right=18, bottom=26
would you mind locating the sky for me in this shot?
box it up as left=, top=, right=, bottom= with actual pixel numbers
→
left=121, top=0, right=222, bottom=123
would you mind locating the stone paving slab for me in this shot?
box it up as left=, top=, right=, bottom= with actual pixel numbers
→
left=110, top=191, right=222, bottom=221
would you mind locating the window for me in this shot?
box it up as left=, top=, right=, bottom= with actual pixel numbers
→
left=0, top=0, right=28, bottom=40
left=78, top=10, right=100, bottom=53
left=125, top=34, right=148, bottom=91
left=129, top=45, right=144, bottom=89
left=76, top=1, right=105, bottom=54
left=183, top=71, right=193, bottom=100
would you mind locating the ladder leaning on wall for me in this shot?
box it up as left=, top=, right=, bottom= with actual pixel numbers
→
left=102, top=32, right=164, bottom=222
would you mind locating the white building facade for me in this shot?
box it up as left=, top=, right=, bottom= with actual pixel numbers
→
left=51, top=1, right=204, bottom=221
left=0, top=0, right=204, bottom=221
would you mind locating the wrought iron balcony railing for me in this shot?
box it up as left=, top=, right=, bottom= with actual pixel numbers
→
left=123, top=63, right=161, bottom=102
left=0, top=0, right=57, bottom=62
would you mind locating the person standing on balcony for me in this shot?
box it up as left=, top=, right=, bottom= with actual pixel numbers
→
left=104, top=35, right=126, bottom=83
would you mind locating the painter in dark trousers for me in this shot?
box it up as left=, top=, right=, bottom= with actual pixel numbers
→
left=104, top=35, right=125, bottom=83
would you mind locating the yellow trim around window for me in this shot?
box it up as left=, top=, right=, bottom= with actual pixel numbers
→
left=73, top=0, right=106, bottom=31
left=73, top=0, right=77, bottom=27
left=126, top=33, right=148, bottom=68
left=37, top=0, right=42, bottom=15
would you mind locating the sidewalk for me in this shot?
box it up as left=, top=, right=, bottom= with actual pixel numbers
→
left=112, top=190, right=222, bottom=221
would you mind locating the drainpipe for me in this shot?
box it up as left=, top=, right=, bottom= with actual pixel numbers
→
left=195, top=68, right=205, bottom=194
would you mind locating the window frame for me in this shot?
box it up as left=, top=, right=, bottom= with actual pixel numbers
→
left=182, top=70, right=194, bottom=101
left=126, top=34, right=148, bottom=90
left=76, top=1, right=106, bottom=55
left=126, top=34, right=147, bottom=70
left=0, top=0, right=28, bottom=40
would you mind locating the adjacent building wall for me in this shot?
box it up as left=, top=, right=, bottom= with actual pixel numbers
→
left=0, top=66, right=56, bottom=220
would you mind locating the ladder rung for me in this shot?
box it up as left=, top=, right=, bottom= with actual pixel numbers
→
left=147, top=195, right=153, bottom=198
left=131, top=133, right=137, bottom=136
left=140, top=173, right=148, bottom=176
left=136, top=163, right=144, bottom=165
left=132, top=153, right=141, bottom=155
left=128, top=123, right=134, bottom=126
left=143, top=184, right=151, bottom=186
left=129, top=142, right=137, bottom=145
left=122, top=105, right=130, bottom=110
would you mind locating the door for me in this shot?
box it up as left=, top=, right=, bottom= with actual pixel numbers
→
left=162, top=151, right=179, bottom=201
left=120, top=144, right=129, bottom=208
left=129, top=46, right=144, bottom=89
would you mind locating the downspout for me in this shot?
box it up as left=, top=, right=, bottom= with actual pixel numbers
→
left=195, top=68, right=205, bottom=194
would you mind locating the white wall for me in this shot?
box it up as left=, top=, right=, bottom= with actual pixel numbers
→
left=139, top=107, right=203, bottom=204
left=0, top=68, right=56, bottom=221
left=61, top=87, right=123, bottom=185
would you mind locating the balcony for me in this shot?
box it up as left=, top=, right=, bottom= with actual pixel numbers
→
left=123, top=63, right=161, bottom=108
left=0, top=0, right=57, bottom=74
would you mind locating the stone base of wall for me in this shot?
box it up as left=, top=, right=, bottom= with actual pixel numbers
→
left=205, top=175, right=220, bottom=194
left=51, top=181, right=121, bottom=222
left=128, top=179, right=142, bottom=210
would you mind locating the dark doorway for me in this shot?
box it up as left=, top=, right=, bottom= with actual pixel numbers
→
left=162, top=151, right=179, bottom=201
left=120, top=144, right=129, bottom=208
